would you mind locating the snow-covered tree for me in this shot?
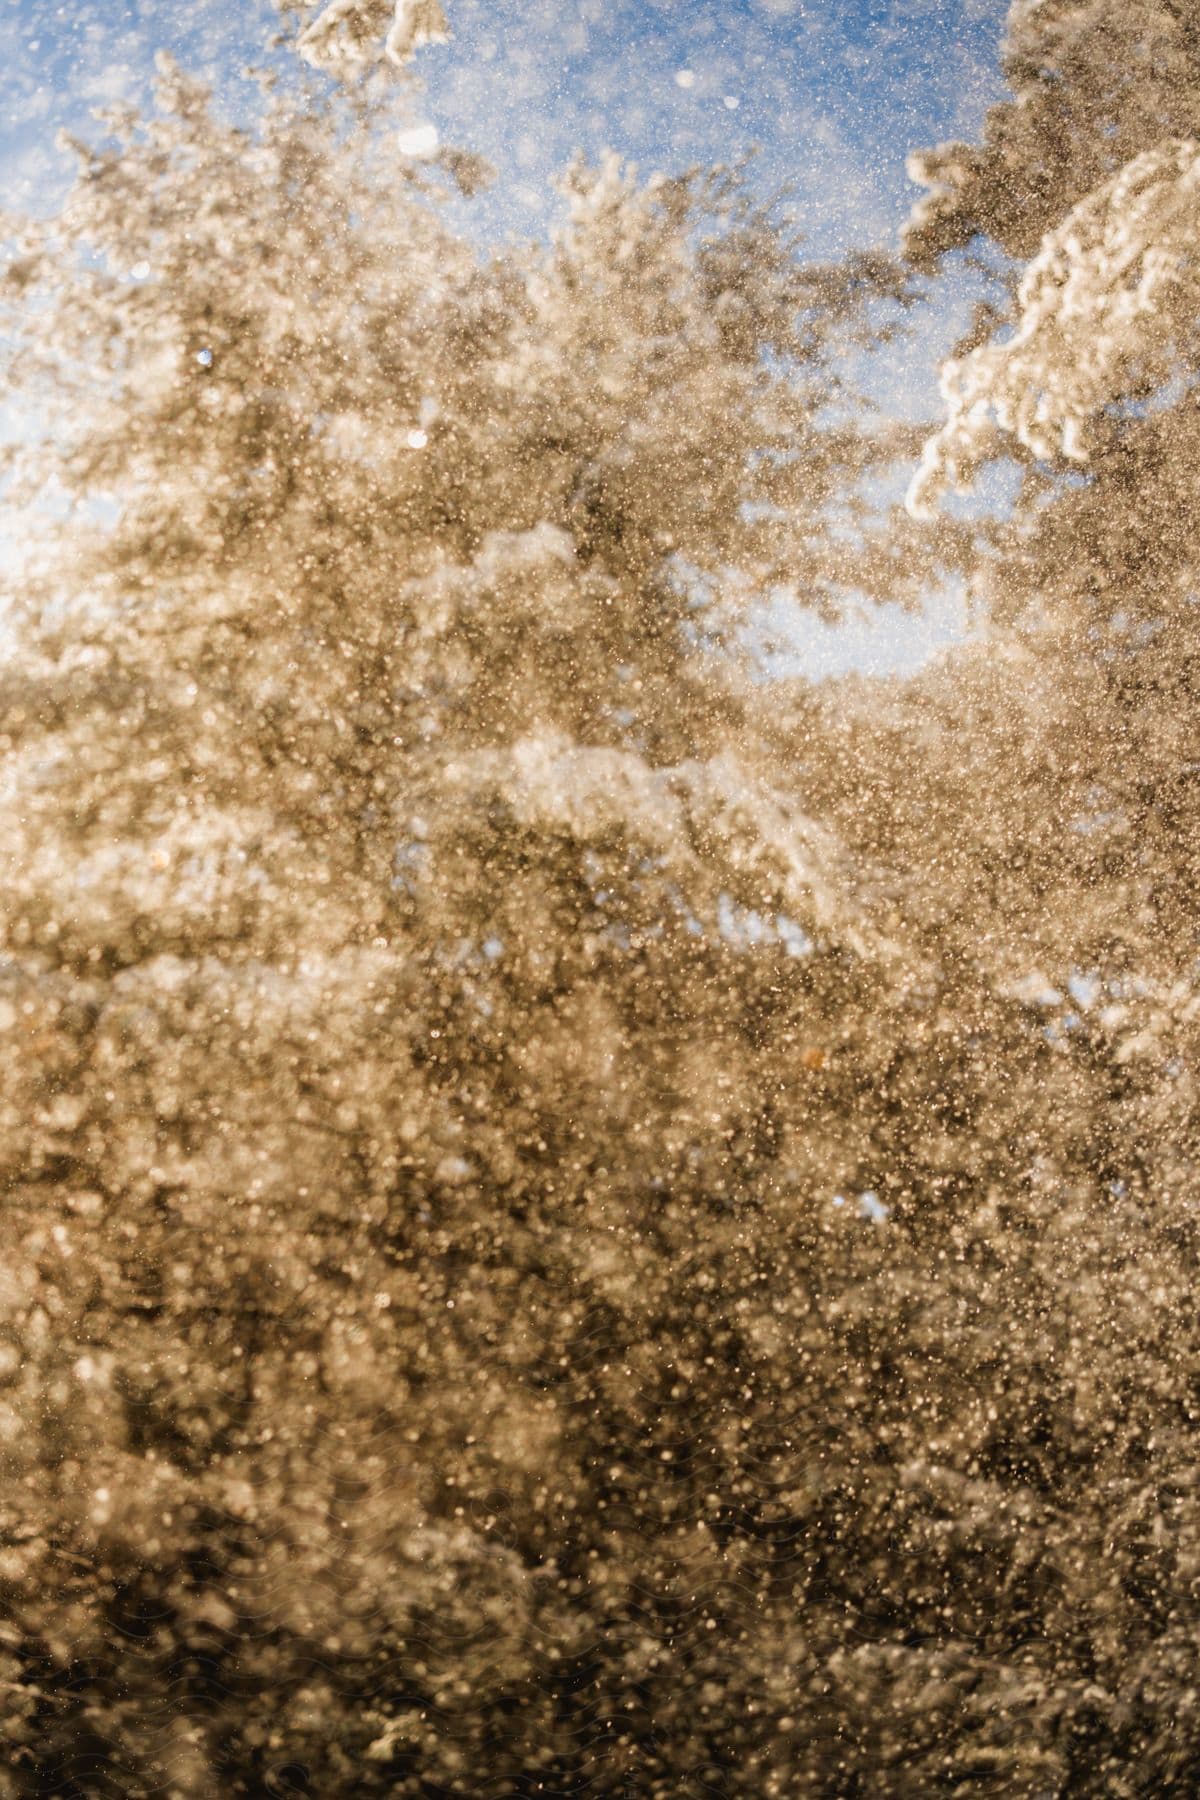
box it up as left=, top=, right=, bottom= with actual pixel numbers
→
left=909, top=134, right=1200, bottom=513
left=779, top=16, right=1200, bottom=1785
left=7, top=3, right=1200, bottom=1794
left=296, top=0, right=450, bottom=73
left=0, top=47, right=931, bottom=1797
left=905, top=0, right=1200, bottom=1003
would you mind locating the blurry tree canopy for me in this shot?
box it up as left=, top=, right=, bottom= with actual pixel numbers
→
left=903, top=0, right=1200, bottom=268
left=1, top=3, right=1200, bottom=1796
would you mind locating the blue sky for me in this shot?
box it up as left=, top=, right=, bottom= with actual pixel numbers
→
left=0, top=0, right=1010, bottom=673
left=1, top=0, right=1007, bottom=249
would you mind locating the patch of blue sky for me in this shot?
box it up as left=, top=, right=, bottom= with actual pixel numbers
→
left=1067, top=969, right=1101, bottom=1012
left=756, top=576, right=974, bottom=680
left=423, top=0, right=1010, bottom=258
left=831, top=1190, right=891, bottom=1222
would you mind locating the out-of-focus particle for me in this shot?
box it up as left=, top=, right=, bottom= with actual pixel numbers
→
left=397, top=121, right=440, bottom=158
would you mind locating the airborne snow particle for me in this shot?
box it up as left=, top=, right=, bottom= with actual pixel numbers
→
left=397, top=121, right=440, bottom=158
left=675, top=69, right=696, bottom=89
left=406, top=428, right=429, bottom=449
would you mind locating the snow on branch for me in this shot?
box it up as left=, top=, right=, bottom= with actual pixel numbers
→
left=909, top=138, right=1200, bottom=517
left=297, top=0, right=449, bottom=74
left=451, top=729, right=902, bottom=967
